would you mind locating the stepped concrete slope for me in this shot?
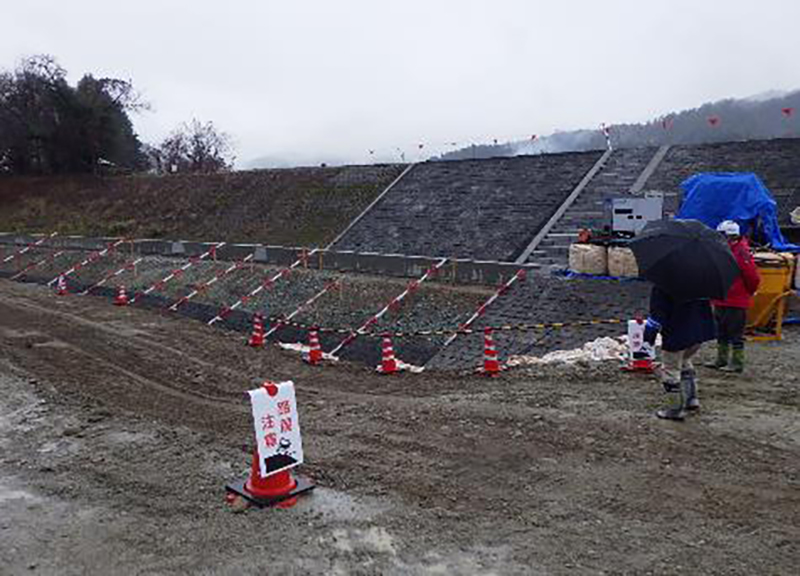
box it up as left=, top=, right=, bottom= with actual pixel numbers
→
left=0, top=164, right=405, bottom=247
left=647, top=138, right=800, bottom=226
left=332, top=151, right=604, bottom=262
left=529, top=147, right=659, bottom=267
left=427, top=274, right=651, bottom=370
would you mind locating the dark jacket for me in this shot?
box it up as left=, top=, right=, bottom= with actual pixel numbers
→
left=711, top=237, right=761, bottom=309
left=648, top=286, right=716, bottom=352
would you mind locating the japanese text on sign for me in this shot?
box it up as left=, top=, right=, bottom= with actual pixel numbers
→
left=248, top=380, right=304, bottom=478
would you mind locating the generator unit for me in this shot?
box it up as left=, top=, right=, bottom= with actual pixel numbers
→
left=610, top=193, right=664, bottom=236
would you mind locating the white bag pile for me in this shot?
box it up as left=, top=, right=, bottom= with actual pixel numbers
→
left=568, top=244, right=608, bottom=275
left=507, top=336, right=627, bottom=366
left=607, top=246, right=639, bottom=278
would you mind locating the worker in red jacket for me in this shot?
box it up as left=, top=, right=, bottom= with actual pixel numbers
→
left=706, top=220, right=761, bottom=374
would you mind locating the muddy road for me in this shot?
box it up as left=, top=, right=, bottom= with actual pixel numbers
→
left=0, top=279, right=797, bottom=574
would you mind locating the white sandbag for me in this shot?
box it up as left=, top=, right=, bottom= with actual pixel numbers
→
left=568, top=243, right=608, bottom=275
left=608, top=246, right=639, bottom=278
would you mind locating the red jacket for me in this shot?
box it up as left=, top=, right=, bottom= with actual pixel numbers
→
left=712, top=238, right=761, bottom=309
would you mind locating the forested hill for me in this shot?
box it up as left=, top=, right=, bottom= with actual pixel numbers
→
left=438, top=90, right=800, bottom=161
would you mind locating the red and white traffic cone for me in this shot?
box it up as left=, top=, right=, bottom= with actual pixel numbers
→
left=248, top=313, right=265, bottom=347
left=245, top=446, right=297, bottom=500
left=225, top=444, right=314, bottom=509
left=303, top=328, right=323, bottom=365
left=481, top=327, right=501, bottom=376
left=56, top=275, right=68, bottom=296
left=377, top=333, right=398, bottom=374
left=113, top=285, right=129, bottom=306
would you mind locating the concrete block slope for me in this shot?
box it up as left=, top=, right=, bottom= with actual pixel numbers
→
left=332, top=152, right=604, bottom=262
left=647, top=138, right=800, bottom=225
left=427, top=274, right=651, bottom=370
left=531, top=147, right=659, bottom=268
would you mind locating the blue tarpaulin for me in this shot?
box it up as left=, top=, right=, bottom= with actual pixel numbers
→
left=677, top=173, right=799, bottom=252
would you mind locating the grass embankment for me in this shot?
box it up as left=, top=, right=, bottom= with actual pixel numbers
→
left=0, top=164, right=404, bottom=247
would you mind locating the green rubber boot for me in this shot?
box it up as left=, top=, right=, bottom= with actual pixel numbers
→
left=704, top=342, right=729, bottom=369
left=682, top=369, right=700, bottom=411
left=656, top=380, right=686, bottom=421
left=720, top=347, right=744, bottom=373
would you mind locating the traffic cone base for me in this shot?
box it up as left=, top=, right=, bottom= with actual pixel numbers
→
left=225, top=451, right=314, bottom=508
left=622, top=358, right=657, bottom=374
left=226, top=474, right=314, bottom=509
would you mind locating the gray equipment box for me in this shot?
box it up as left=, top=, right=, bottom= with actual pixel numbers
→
left=611, top=193, right=664, bottom=235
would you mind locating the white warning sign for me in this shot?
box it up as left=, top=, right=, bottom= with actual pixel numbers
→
left=627, top=319, right=645, bottom=356
left=248, top=381, right=304, bottom=478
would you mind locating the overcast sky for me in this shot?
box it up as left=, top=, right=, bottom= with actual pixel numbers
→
left=3, top=1, right=799, bottom=167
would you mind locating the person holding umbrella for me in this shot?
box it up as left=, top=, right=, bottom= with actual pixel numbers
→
left=706, top=221, right=760, bottom=373
left=640, top=286, right=715, bottom=420
left=631, top=219, right=740, bottom=420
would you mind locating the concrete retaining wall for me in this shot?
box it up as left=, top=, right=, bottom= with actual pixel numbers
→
left=0, top=233, right=539, bottom=286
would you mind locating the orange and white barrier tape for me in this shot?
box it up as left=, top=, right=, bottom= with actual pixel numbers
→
left=2, top=232, right=58, bottom=265
left=128, top=242, right=226, bottom=304
left=10, top=250, right=66, bottom=280
left=263, top=280, right=339, bottom=338
left=168, top=252, right=255, bottom=312
left=328, top=258, right=447, bottom=356
left=208, top=249, right=318, bottom=326
left=440, top=269, right=525, bottom=351
left=79, top=257, right=144, bottom=295
left=47, top=239, right=126, bottom=286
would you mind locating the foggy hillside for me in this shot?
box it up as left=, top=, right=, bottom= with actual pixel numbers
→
left=438, top=90, right=800, bottom=161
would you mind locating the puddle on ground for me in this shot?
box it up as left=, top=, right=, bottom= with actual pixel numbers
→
left=328, top=526, right=397, bottom=555
left=32, top=339, right=72, bottom=349
left=105, top=430, right=157, bottom=445
left=295, top=487, right=388, bottom=522
left=0, top=482, right=42, bottom=505
left=0, top=328, right=42, bottom=339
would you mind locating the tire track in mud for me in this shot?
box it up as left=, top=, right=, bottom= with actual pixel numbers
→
left=0, top=286, right=445, bottom=415
left=0, top=292, right=257, bottom=419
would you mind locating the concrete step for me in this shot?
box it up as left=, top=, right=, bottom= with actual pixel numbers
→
left=539, top=244, right=571, bottom=253
left=563, top=210, right=604, bottom=218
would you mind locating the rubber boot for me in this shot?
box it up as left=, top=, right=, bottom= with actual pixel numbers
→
left=682, top=368, right=699, bottom=411
left=656, top=380, right=686, bottom=421
left=704, top=342, right=729, bottom=370
left=720, top=346, right=744, bottom=373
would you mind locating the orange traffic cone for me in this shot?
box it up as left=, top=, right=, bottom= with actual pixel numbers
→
left=226, top=445, right=315, bottom=508
left=377, top=333, right=398, bottom=374
left=481, top=327, right=501, bottom=375
left=304, top=328, right=323, bottom=365
left=56, top=275, right=68, bottom=296
left=248, top=313, right=265, bottom=347
left=246, top=447, right=297, bottom=499
left=113, top=285, right=129, bottom=306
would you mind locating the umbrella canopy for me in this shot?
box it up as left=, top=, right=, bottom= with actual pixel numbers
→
left=629, top=219, right=740, bottom=301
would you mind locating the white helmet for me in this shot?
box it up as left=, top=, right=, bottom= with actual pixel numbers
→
left=716, top=220, right=741, bottom=236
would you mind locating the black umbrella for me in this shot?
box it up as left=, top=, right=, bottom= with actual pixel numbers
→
left=629, top=219, right=740, bottom=301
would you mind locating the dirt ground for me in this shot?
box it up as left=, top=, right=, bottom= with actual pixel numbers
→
left=0, top=279, right=798, bottom=575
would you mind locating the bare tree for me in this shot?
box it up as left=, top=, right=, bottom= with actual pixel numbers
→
left=158, top=119, right=235, bottom=174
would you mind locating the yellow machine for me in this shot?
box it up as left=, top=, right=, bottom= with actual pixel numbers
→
left=746, top=252, right=797, bottom=341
